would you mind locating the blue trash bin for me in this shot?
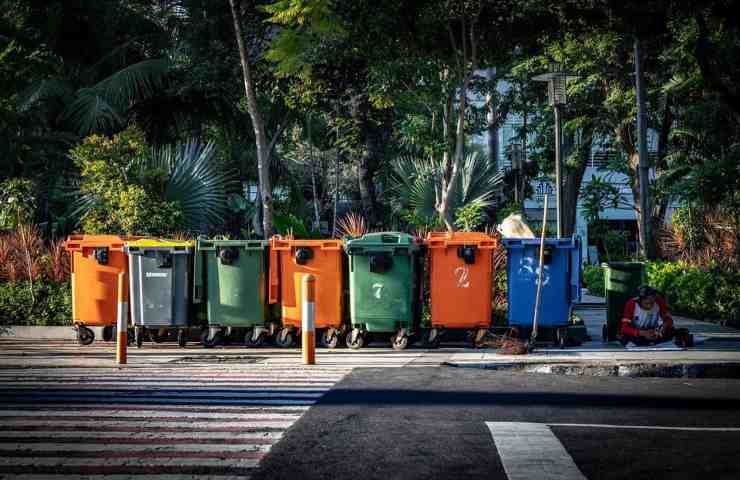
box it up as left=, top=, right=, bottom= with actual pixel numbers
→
left=503, top=238, right=581, bottom=338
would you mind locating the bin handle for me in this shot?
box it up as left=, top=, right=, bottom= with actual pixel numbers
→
left=192, top=243, right=204, bottom=304
left=268, top=248, right=280, bottom=304
left=321, top=242, right=342, bottom=250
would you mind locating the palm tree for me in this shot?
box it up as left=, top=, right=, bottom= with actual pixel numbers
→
left=391, top=152, right=505, bottom=230
left=148, top=140, right=237, bottom=233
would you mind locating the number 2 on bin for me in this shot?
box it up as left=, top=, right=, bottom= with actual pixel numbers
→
left=372, top=283, right=384, bottom=299
left=454, top=266, right=470, bottom=288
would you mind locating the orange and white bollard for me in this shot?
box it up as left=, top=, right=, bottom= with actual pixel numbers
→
left=116, top=272, right=128, bottom=365
left=302, top=274, right=316, bottom=365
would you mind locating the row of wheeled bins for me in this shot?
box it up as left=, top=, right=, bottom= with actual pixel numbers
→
left=65, top=232, right=580, bottom=350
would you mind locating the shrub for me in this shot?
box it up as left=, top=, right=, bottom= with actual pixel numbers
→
left=647, top=261, right=740, bottom=325
left=582, top=265, right=605, bottom=297
left=454, top=203, right=485, bottom=232
left=0, top=281, right=72, bottom=326
left=0, top=178, right=37, bottom=230
left=71, top=125, right=188, bottom=236
left=273, top=212, right=310, bottom=238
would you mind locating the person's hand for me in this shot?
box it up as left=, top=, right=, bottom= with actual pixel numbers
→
left=641, top=329, right=657, bottom=340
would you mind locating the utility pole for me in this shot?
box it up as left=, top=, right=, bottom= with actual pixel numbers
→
left=634, top=36, right=650, bottom=259
left=533, top=64, right=574, bottom=239
left=553, top=104, right=563, bottom=238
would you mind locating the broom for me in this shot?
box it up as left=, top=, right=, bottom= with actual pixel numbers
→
left=478, top=195, right=550, bottom=355
left=529, top=193, right=549, bottom=352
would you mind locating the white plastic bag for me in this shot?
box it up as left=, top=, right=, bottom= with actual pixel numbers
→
left=496, top=213, right=535, bottom=239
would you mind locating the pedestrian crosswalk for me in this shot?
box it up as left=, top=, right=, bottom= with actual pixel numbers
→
left=0, top=366, right=351, bottom=478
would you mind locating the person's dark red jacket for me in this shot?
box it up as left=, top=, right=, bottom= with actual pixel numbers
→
left=620, top=296, right=673, bottom=337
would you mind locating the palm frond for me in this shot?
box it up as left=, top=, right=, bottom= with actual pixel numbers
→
left=63, top=90, right=125, bottom=135
left=17, top=79, right=74, bottom=112
left=152, top=140, right=237, bottom=233
left=391, top=152, right=504, bottom=221
left=62, top=59, right=171, bottom=135
left=95, top=59, right=170, bottom=109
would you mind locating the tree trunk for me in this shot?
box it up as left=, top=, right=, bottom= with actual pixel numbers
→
left=350, top=95, right=380, bottom=225
left=332, top=147, right=340, bottom=236
left=438, top=16, right=477, bottom=232
left=618, top=122, right=653, bottom=259
left=486, top=68, right=499, bottom=169
left=562, top=125, right=593, bottom=237
left=228, top=0, right=273, bottom=238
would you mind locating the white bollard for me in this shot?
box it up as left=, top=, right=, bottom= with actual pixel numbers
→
left=116, top=272, right=128, bottom=365
left=302, top=274, right=316, bottom=365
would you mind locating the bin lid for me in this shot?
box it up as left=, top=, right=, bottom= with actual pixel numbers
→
left=64, top=235, right=141, bottom=252
left=601, top=261, right=645, bottom=271
left=502, top=237, right=578, bottom=249
left=425, top=231, right=496, bottom=249
left=197, top=238, right=267, bottom=250
left=125, top=238, right=194, bottom=250
left=344, top=232, right=420, bottom=254
left=270, top=236, right=343, bottom=251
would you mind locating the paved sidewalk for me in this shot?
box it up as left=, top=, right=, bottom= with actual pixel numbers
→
left=447, top=297, right=740, bottom=373
left=2, top=297, right=739, bottom=375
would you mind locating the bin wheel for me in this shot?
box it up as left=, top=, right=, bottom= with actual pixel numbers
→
left=425, top=329, right=440, bottom=349
left=102, top=326, right=114, bottom=342
left=77, top=326, right=95, bottom=346
left=346, top=329, right=365, bottom=350
left=275, top=328, right=295, bottom=348
left=321, top=329, right=340, bottom=349
left=507, top=326, right=521, bottom=339
left=200, top=328, right=212, bottom=348
left=556, top=328, right=567, bottom=349
left=150, top=328, right=169, bottom=344
left=391, top=332, right=409, bottom=351
left=135, top=327, right=144, bottom=348
left=177, top=329, right=188, bottom=348
left=602, top=324, right=609, bottom=343
left=245, top=329, right=265, bottom=348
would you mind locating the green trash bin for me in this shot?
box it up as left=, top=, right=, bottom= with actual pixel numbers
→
left=193, top=238, right=270, bottom=348
left=602, top=262, right=645, bottom=341
left=344, top=232, right=422, bottom=350
left=125, top=239, right=194, bottom=348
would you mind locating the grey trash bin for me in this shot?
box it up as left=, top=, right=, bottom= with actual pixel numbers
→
left=125, top=239, right=194, bottom=348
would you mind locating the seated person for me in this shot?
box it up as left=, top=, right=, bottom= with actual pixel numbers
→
left=619, top=285, right=693, bottom=347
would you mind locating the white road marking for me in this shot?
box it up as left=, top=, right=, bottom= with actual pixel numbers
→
left=0, top=366, right=351, bottom=477
left=486, top=422, right=587, bottom=480
left=548, top=423, right=740, bottom=432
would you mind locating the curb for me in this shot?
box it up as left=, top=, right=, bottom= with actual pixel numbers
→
left=0, top=326, right=107, bottom=340
left=443, top=361, right=740, bottom=379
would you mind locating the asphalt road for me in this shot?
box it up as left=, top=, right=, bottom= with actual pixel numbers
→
left=251, top=367, right=740, bottom=480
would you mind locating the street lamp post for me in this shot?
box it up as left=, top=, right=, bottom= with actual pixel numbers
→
left=533, top=64, right=574, bottom=238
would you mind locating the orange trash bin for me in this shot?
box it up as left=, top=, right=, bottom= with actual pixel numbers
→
left=269, top=237, right=345, bottom=348
left=64, top=235, right=136, bottom=346
left=425, top=231, right=497, bottom=347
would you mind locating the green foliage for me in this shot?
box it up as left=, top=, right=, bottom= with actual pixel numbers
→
left=0, top=281, right=71, bottom=326
left=647, top=262, right=740, bottom=326
left=670, top=206, right=705, bottom=251
left=273, top=213, right=310, bottom=238
left=0, top=178, right=37, bottom=229
left=580, top=176, right=621, bottom=224
left=496, top=201, right=525, bottom=223
left=71, top=126, right=186, bottom=236
left=391, top=152, right=504, bottom=228
left=263, top=0, right=346, bottom=78
left=398, top=209, right=442, bottom=234
left=148, top=140, right=235, bottom=233
left=454, top=203, right=485, bottom=232
left=70, top=126, right=232, bottom=235
left=582, top=265, right=605, bottom=297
